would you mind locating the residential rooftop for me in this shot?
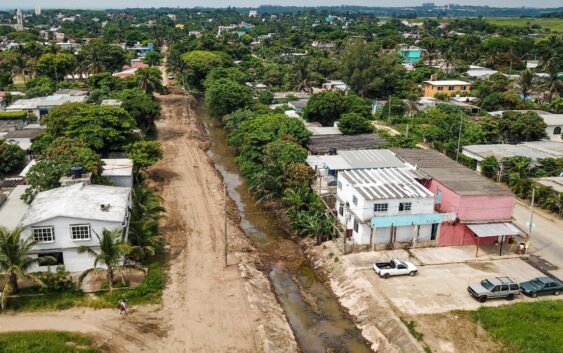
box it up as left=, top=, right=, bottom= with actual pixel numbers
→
left=5, top=128, right=43, bottom=139
left=7, top=95, right=87, bottom=110
left=306, top=126, right=341, bottom=135
left=306, top=149, right=405, bottom=171
left=392, top=149, right=513, bottom=197
left=534, top=177, right=563, bottom=193
left=307, top=133, right=387, bottom=155
left=339, top=168, right=435, bottom=201
left=423, top=80, right=471, bottom=86
left=18, top=182, right=131, bottom=227
left=462, top=143, right=561, bottom=162
left=101, top=158, right=134, bottom=177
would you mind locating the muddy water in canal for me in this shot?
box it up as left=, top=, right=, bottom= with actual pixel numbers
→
left=198, top=106, right=372, bottom=353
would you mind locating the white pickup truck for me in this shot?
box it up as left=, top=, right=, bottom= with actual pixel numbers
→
left=373, top=259, right=418, bottom=279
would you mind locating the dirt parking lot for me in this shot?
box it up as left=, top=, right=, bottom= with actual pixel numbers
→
left=359, top=258, right=549, bottom=315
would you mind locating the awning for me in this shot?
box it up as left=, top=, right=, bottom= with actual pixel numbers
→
left=467, top=222, right=520, bottom=238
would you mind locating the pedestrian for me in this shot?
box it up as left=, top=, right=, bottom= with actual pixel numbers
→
left=118, top=298, right=128, bottom=316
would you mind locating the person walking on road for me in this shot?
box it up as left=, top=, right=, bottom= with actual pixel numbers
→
left=118, top=299, right=128, bottom=316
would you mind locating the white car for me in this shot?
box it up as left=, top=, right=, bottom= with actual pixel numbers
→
left=373, top=258, right=418, bottom=279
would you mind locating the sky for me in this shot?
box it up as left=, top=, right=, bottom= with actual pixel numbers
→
left=4, top=0, right=563, bottom=9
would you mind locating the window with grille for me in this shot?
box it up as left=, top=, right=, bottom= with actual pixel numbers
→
left=353, top=219, right=359, bottom=233
left=373, top=203, right=388, bottom=212
left=70, top=224, right=91, bottom=240
left=339, top=204, right=344, bottom=216
left=32, top=227, right=55, bottom=243
left=399, top=202, right=412, bottom=212
left=352, top=195, right=358, bottom=206
left=448, top=85, right=455, bottom=91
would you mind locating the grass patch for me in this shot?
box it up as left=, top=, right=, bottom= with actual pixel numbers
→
left=401, top=317, right=433, bottom=352
left=5, top=260, right=167, bottom=312
left=471, top=300, right=563, bottom=353
left=0, top=331, right=98, bottom=353
left=485, top=18, right=563, bottom=32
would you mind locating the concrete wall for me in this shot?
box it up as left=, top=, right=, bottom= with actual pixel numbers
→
left=336, top=176, right=437, bottom=246
left=424, top=179, right=514, bottom=246
left=22, top=216, right=128, bottom=273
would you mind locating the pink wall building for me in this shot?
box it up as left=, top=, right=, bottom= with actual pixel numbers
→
left=393, top=149, right=516, bottom=247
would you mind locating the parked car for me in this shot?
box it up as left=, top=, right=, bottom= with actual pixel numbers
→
left=373, top=258, right=417, bottom=279
left=467, top=277, right=520, bottom=302
left=519, top=277, right=563, bottom=298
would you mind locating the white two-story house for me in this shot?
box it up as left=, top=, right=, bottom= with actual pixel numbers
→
left=17, top=182, right=131, bottom=273
left=336, top=168, right=444, bottom=247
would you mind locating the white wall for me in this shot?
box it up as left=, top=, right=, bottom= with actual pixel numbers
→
left=546, top=125, right=562, bottom=141
left=22, top=215, right=129, bottom=273
left=336, top=176, right=436, bottom=245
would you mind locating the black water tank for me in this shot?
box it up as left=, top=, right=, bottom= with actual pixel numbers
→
left=328, top=148, right=337, bottom=155
left=70, top=165, right=84, bottom=178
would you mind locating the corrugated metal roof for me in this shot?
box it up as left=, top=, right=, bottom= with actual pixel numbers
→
left=338, top=149, right=405, bottom=169
left=392, top=149, right=513, bottom=196
left=467, top=222, right=521, bottom=237
left=340, top=168, right=434, bottom=200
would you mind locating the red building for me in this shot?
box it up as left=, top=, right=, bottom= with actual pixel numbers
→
left=393, top=149, right=518, bottom=247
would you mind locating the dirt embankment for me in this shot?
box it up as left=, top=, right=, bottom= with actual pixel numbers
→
left=150, top=93, right=297, bottom=353
left=303, top=240, right=425, bottom=353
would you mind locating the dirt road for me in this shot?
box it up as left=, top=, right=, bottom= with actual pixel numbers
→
left=0, top=88, right=296, bottom=353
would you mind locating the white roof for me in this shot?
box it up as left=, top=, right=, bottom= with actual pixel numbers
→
left=466, top=69, right=497, bottom=77
left=306, top=126, right=341, bottom=135
left=101, top=158, right=133, bottom=177
left=339, top=168, right=434, bottom=200
left=0, top=185, right=30, bottom=230
left=424, top=80, right=471, bottom=86
left=19, top=183, right=130, bottom=227
left=539, top=113, right=563, bottom=126
left=7, top=95, right=87, bottom=110
left=467, top=222, right=520, bottom=237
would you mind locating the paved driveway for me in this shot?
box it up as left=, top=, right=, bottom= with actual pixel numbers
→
left=360, top=258, right=554, bottom=315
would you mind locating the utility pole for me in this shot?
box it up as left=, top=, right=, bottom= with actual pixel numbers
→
left=525, top=188, right=535, bottom=256
left=455, top=113, right=463, bottom=162
left=224, top=184, right=228, bottom=267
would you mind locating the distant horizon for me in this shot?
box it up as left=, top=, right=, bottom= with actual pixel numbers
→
left=1, top=1, right=563, bottom=11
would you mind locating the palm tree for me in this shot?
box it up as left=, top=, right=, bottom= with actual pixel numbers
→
left=0, top=227, right=53, bottom=296
left=78, top=228, right=132, bottom=294
left=297, top=212, right=332, bottom=245
left=441, top=49, right=457, bottom=74
left=128, top=187, right=165, bottom=261
left=282, top=186, right=310, bottom=217
left=135, top=68, right=164, bottom=94
left=520, top=70, right=535, bottom=101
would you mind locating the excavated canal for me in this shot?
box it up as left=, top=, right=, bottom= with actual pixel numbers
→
left=199, top=105, right=372, bottom=353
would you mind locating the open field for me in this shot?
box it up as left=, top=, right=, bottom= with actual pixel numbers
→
left=485, top=18, right=563, bottom=32
left=0, top=331, right=98, bottom=353
left=472, top=300, right=563, bottom=353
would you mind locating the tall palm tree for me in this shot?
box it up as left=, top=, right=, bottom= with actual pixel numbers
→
left=0, top=227, right=53, bottom=296
left=519, top=70, right=535, bottom=101
left=78, top=228, right=132, bottom=294
left=135, top=68, right=164, bottom=94
left=128, top=187, right=165, bottom=261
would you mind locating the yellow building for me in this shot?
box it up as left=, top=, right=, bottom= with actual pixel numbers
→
left=423, top=80, right=471, bottom=97
left=175, top=24, right=185, bottom=29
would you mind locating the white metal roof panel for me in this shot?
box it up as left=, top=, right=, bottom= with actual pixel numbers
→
left=467, top=222, right=520, bottom=237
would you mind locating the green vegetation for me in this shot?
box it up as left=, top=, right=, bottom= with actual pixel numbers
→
left=400, top=318, right=433, bottom=353
left=0, top=331, right=98, bottom=353
left=0, top=111, right=27, bottom=120
left=485, top=18, right=563, bottom=33
left=472, top=300, right=563, bottom=353
left=0, top=140, right=25, bottom=178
